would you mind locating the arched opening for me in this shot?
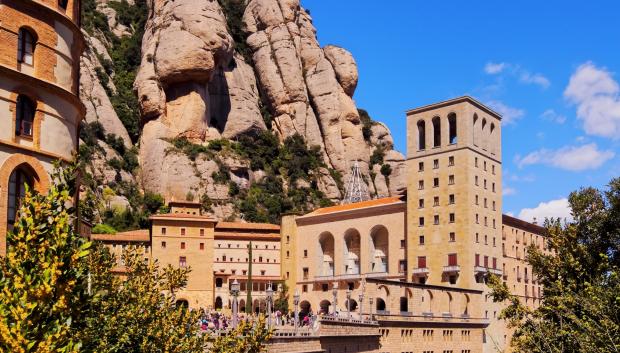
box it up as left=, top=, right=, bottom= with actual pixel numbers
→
left=448, top=113, right=457, bottom=144
left=215, top=296, right=223, bottom=310
left=473, top=113, right=479, bottom=146
left=7, top=166, right=35, bottom=229
left=343, top=229, right=361, bottom=274
left=17, top=27, right=36, bottom=66
left=370, top=226, right=389, bottom=273
left=446, top=292, right=453, bottom=316
left=58, top=0, right=69, bottom=10
left=215, top=278, right=223, bottom=288
left=422, top=290, right=433, bottom=314
left=432, top=116, right=441, bottom=147
left=375, top=298, right=386, bottom=312
left=319, top=299, right=331, bottom=314
left=15, top=94, right=35, bottom=137
left=176, top=299, right=189, bottom=309
left=490, top=123, right=496, bottom=154
left=239, top=299, right=246, bottom=313
left=462, top=294, right=470, bottom=317
left=345, top=299, right=358, bottom=312
left=318, top=232, right=335, bottom=276
left=399, top=296, right=408, bottom=313
left=481, top=118, right=488, bottom=150
left=300, top=300, right=312, bottom=316
left=417, top=120, right=426, bottom=150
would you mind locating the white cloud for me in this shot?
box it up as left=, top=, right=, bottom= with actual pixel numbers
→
left=520, top=71, right=551, bottom=89
left=518, top=198, right=573, bottom=223
left=505, top=211, right=515, bottom=217
left=503, top=187, right=517, bottom=196
left=485, top=62, right=507, bottom=74
left=486, top=100, right=525, bottom=125
left=516, top=143, right=615, bottom=171
left=564, top=62, right=620, bottom=139
left=540, top=109, right=566, bottom=124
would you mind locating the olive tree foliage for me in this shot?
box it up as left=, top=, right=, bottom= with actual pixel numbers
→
left=0, top=162, right=271, bottom=352
left=488, top=177, right=620, bottom=353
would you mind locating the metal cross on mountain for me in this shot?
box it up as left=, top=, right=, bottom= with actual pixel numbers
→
left=342, top=161, right=371, bottom=204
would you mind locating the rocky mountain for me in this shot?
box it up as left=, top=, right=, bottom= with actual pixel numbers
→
left=78, top=0, right=406, bottom=227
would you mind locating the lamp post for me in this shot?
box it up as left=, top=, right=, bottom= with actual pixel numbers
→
left=332, top=283, right=338, bottom=316
left=266, top=282, right=274, bottom=329
left=293, top=289, right=300, bottom=334
left=358, top=292, right=364, bottom=322
left=230, top=279, right=240, bottom=329
left=346, top=289, right=352, bottom=319
left=369, top=297, right=374, bottom=321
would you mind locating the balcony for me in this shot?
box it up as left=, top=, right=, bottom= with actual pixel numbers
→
left=474, top=266, right=487, bottom=274
left=443, top=265, right=460, bottom=274
left=488, top=268, right=502, bottom=276
left=412, top=267, right=430, bottom=276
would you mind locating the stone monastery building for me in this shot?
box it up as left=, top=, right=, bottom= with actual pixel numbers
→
left=90, top=97, right=547, bottom=353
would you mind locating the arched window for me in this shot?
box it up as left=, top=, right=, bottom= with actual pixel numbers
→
left=17, top=28, right=35, bottom=65
left=214, top=296, right=223, bottom=310
left=58, top=0, right=69, bottom=10
left=376, top=298, right=386, bottom=312
left=370, top=226, right=389, bottom=273
left=432, top=117, right=441, bottom=147
left=400, top=296, right=408, bottom=313
left=490, top=123, right=496, bottom=154
left=448, top=113, right=457, bottom=144
left=7, top=167, right=34, bottom=228
left=215, top=278, right=223, bottom=288
left=318, top=232, right=335, bottom=276
left=417, top=120, right=426, bottom=150
left=343, top=229, right=361, bottom=274
left=15, top=95, right=35, bottom=137
left=473, top=113, right=479, bottom=146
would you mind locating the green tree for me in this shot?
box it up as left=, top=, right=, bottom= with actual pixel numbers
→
left=487, top=177, right=620, bottom=353
left=209, top=316, right=272, bottom=353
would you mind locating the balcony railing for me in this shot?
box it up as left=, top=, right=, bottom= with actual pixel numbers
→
left=443, top=265, right=461, bottom=273
left=412, top=267, right=430, bottom=276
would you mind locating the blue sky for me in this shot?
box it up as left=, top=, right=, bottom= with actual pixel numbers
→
left=303, top=0, right=620, bottom=221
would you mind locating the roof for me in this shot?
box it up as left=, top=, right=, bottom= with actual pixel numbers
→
left=168, top=201, right=202, bottom=207
left=91, top=229, right=150, bottom=242
left=149, top=213, right=218, bottom=222
left=302, top=196, right=404, bottom=217
left=215, top=222, right=280, bottom=231
left=405, top=96, right=502, bottom=120
left=502, top=214, right=547, bottom=235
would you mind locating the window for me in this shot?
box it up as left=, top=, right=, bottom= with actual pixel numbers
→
left=399, top=260, right=406, bottom=273
left=475, top=254, right=480, bottom=266
left=17, top=28, right=35, bottom=65
left=433, top=177, right=439, bottom=187
left=418, top=180, right=424, bottom=190
left=492, top=257, right=497, bottom=269
left=179, top=256, right=187, bottom=268
left=493, top=237, right=496, bottom=246
left=419, top=217, right=425, bottom=227
left=448, top=175, right=454, bottom=185
left=448, top=253, right=458, bottom=266
left=448, top=113, right=457, bottom=144
left=181, top=228, right=186, bottom=236
left=492, top=182, right=496, bottom=192
left=15, top=95, right=35, bottom=137
left=476, top=214, right=479, bottom=224
left=484, top=179, right=487, bottom=189
left=484, top=161, right=487, bottom=171
left=400, top=239, right=406, bottom=248
left=200, top=229, right=204, bottom=236
left=418, top=162, right=424, bottom=172
left=432, top=117, right=441, bottom=147
left=484, top=216, right=488, bottom=226
left=484, top=256, right=489, bottom=268
left=258, top=256, right=263, bottom=262
left=215, top=278, right=223, bottom=288
left=161, top=241, right=166, bottom=248
left=419, top=235, right=425, bottom=245
left=493, top=201, right=496, bottom=211
left=303, top=249, right=308, bottom=257
left=58, top=0, right=69, bottom=9
left=448, top=156, right=454, bottom=166
left=475, top=233, right=479, bottom=243
left=286, top=235, right=290, bottom=243
left=449, top=213, right=455, bottom=223
left=434, top=196, right=439, bottom=206
left=493, top=219, right=496, bottom=228
left=475, top=157, right=479, bottom=167
left=417, top=120, right=426, bottom=150
left=161, top=227, right=167, bottom=235
left=418, top=256, right=427, bottom=268
left=261, top=270, right=266, bottom=276
left=7, top=167, right=33, bottom=226
left=302, top=267, right=309, bottom=280
left=418, top=199, right=424, bottom=208
left=180, top=242, right=185, bottom=250
left=484, top=198, right=488, bottom=208
left=286, top=250, right=290, bottom=258
left=492, top=165, right=495, bottom=174
left=449, top=232, right=456, bottom=242
left=434, top=215, right=439, bottom=225
left=199, top=243, right=204, bottom=250
left=433, top=159, right=439, bottom=169
left=475, top=195, right=479, bottom=205
left=484, top=235, right=488, bottom=245
left=475, top=176, right=479, bottom=186
left=449, top=194, right=455, bottom=204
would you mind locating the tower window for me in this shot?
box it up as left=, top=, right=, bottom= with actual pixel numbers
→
left=434, top=215, right=440, bottom=225
left=418, top=180, right=424, bottom=190
left=433, top=159, right=439, bottom=169
left=432, top=117, right=441, bottom=147
left=448, top=113, right=457, bottom=144
left=418, top=162, right=424, bottom=171
left=419, top=235, right=425, bottom=245
left=449, top=213, right=455, bottom=223
left=58, top=0, right=69, bottom=9
left=17, top=28, right=35, bottom=65
left=448, top=156, right=454, bottom=166
left=417, top=120, right=426, bottom=150
left=449, top=232, right=456, bottom=242
left=419, top=217, right=425, bottom=227
left=433, top=177, right=439, bottom=187
left=179, top=256, right=187, bottom=268
left=433, top=196, right=439, bottom=206
left=448, top=175, right=455, bottom=185
left=15, top=95, right=35, bottom=137
left=418, top=199, right=424, bottom=208
left=449, top=194, right=455, bottom=204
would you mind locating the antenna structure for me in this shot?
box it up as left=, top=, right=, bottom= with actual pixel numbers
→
left=342, top=161, right=370, bottom=205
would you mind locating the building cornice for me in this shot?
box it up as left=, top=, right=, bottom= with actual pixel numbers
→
left=366, top=278, right=484, bottom=295
left=0, top=139, right=72, bottom=162
left=406, top=95, right=502, bottom=120
left=406, top=145, right=502, bottom=165
left=296, top=201, right=406, bottom=226
left=0, top=65, right=86, bottom=118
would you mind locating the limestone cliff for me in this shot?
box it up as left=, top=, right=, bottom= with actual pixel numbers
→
left=79, top=0, right=405, bottom=225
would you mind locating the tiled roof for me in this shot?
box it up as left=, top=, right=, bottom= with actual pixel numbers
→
left=91, top=229, right=150, bottom=242
left=303, top=196, right=404, bottom=216
left=502, top=214, right=547, bottom=235
left=149, top=213, right=217, bottom=222
left=215, top=222, right=280, bottom=231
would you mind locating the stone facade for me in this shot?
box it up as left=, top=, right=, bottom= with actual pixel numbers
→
left=0, top=0, right=84, bottom=253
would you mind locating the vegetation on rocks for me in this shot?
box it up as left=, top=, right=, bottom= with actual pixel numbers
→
left=487, top=177, right=620, bottom=352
